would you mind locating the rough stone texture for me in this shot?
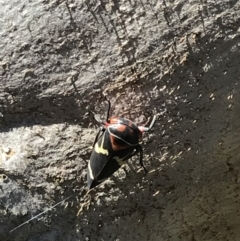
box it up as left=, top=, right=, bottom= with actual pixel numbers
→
left=1, top=0, right=240, bottom=240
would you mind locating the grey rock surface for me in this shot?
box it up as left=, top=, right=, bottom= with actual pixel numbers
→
left=1, top=0, right=240, bottom=240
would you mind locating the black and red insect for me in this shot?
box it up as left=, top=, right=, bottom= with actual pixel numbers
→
left=87, top=97, right=156, bottom=189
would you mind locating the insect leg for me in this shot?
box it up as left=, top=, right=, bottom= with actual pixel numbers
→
left=104, top=95, right=111, bottom=121
left=92, top=95, right=111, bottom=124
left=127, top=145, right=148, bottom=173
left=138, top=115, right=157, bottom=132
left=138, top=145, right=148, bottom=173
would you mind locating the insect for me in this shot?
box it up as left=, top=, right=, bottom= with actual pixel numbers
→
left=87, top=97, right=156, bottom=189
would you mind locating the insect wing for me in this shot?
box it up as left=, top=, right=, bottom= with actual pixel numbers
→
left=87, top=131, right=136, bottom=189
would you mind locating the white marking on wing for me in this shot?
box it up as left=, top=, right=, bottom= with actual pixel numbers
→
left=94, top=133, right=109, bottom=155
left=88, top=161, right=94, bottom=179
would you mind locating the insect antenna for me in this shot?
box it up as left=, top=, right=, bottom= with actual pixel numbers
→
left=139, top=115, right=157, bottom=132
left=104, top=95, right=111, bottom=121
